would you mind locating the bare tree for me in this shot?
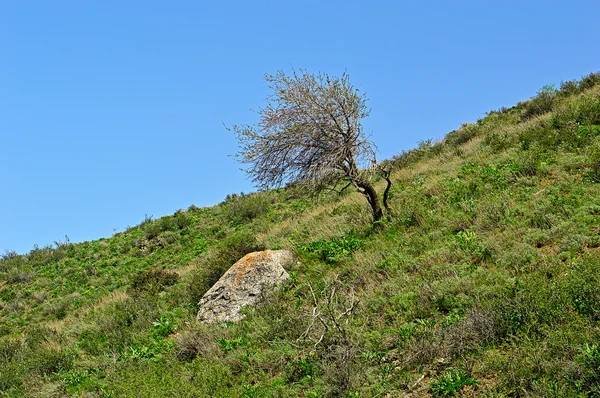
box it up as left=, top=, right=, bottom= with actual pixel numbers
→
left=232, top=70, right=391, bottom=222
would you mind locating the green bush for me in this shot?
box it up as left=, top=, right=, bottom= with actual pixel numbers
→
left=520, top=85, right=558, bottom=121
left=444, top=124, right=479, bottom=148
left=93, top=298, right=160, bottom=355
left=77, top=329, right=107, bottom=356
left=222, top=192, right=272, bottom=226
left=285, top=354, right=316, bottom=383
left=574, top=343, right=600, bottom=395
left=129, top=268, right=179, bottom=297
left=580, top=72, right=600, bottom=91
left=559, top=79, right=581, bottom=97
left=142, top=211, right=192, bottom=240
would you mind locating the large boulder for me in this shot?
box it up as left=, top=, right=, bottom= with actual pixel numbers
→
left=196, top=250, right=294, bottom=323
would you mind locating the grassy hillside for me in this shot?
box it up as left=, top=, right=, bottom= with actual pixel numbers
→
left=1, top=72, right=600, bottom=397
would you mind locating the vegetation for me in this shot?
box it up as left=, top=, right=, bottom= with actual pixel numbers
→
left=231, top=70, right=392, bottom=222
left=0, top=71, right=599, bottom=397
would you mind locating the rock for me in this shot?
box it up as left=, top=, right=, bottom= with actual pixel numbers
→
left=196, top=250, right=294, bottom=323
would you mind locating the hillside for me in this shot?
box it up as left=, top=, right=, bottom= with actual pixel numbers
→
left=1, top=72, right=600, bottom=397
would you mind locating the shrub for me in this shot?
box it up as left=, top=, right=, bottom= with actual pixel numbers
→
left=444, top=124, right=479, bottom=148
left=483, top=131, right=513, bottom=153
left=389, top=139, right=442, bottom=170
left=42, top=299, right=70, bottom=320
left=77, top=329, right=107, bottom=356
left=142, top=211, right=191, bottom=240
left=557, top=72, right=600, bottom=97
left=521, top=85, right=558, bottom=121
left=30, top=343, right=75, bottom=376
left=559, top=79, right=580, bottom=97
left=574, top=343, right=600, bottom=394
left=453, top=230, right=492, bottom=263
left=222, top=193, right=272, bottom=226
left=129, top=269, right=179, bottom=296
left=175, top=327, right=220, bottom=362
left=580, top=72, right=600, bottom=91
left=285, top=354, right=316, bottom=383
left=27, top=244, right=64, bottom=267
left=586, top=159, right=600, bottom=183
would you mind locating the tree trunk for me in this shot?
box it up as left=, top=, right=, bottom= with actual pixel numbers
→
left=382, top=175, right=393, bottom=214
left=357, top=180, right=383, bottom=222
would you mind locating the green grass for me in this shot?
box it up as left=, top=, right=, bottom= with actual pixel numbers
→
left=1, top=72, right=599, bottom=397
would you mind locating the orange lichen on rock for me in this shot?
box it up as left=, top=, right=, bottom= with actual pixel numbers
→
left=196, top=250, right=294, bottom=323
left=232, top=251, right=269, bottom=287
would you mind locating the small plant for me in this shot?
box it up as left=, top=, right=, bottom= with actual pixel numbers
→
left=429, top=368, right=478, bottom=396
left=285, top=354, right=316, bottom=383
left=194, top=238, right=209, bottom=255
left=63, top=369, right=90, bottom=387
left=299, top=234, right=364, bottom=264
left=216, top=336, right=249, bottom=353
left=152, top=315, right=177, bottom=339
left=175, top=328, right=219, bottom=362
left=121, top=339, right=172, bottom=362
left=454, top=230, right=492, bottom=264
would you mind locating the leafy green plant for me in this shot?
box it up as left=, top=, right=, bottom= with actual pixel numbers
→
left=429, top=368, right=478, bottom=396
left=575, top=343, right=600, bottom=394
left=194, top=237, right=209, bottom=255
left=454, top=230, right=492, bottom=264
left=152, top=315, right=177, bottom=338
left=216, top=336, right=249, bottom=353
left=285, top=354, right=316, bottom=383
left=63, top=369, right=91, bottom=387
left=299, top=234, right=364, bottom=264
left=121, top=339, right=173, bottom=362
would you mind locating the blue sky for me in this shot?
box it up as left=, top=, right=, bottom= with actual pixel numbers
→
left=1, top=1, right=599, bottom=254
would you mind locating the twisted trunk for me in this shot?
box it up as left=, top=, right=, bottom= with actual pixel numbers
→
left=356, top=180, right=383, bottom=222
left=382, top=174, right=393, bottom=214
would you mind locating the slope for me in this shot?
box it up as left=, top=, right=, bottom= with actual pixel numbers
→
left=1, top=72, right=600, bottom=397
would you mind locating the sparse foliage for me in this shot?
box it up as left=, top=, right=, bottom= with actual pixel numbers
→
left=232, top=70, right=392, bottom=222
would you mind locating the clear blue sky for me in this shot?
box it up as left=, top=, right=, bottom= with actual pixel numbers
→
left=1, top=1, right=599, bottom=254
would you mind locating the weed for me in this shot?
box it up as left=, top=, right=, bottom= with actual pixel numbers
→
left=299, top=233, right=364, bottom=264
left=152, top=315, right=177, bottom=338
left=429, top=368, right=478, bottom=396
left=285, top=353, right=316, bottom=383
left=217, top=336, right=249, bottom=353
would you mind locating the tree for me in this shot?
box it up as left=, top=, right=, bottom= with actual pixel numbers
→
left=231, top=70, right=392, bottom=222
